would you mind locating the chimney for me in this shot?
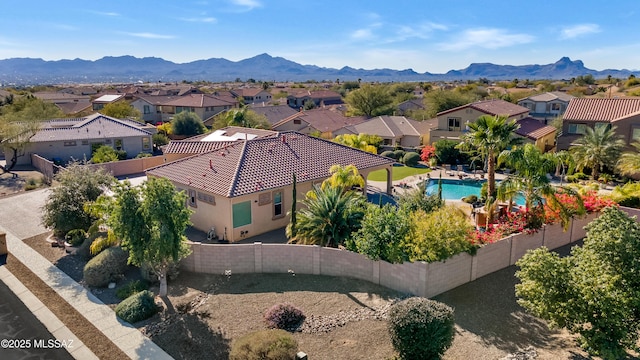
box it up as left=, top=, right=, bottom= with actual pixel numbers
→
left=282, top=135, right=286, bottom=143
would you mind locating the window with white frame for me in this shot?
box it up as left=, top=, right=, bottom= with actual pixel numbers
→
left=448, top=117, right=461, bottom=131
left=273, top=190, right=283, bottom=218
left=568, top=123, right=587, bottom=134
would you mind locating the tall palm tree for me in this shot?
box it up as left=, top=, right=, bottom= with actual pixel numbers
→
left=569, top=125, right=624, bottom=179
left=290, top=185, right=365, bottom=247
left=498, top=144, right=584, bottom=229
left=459, top=115, right=522, bottom=199
left=617, top=142, right=640, bottom=177
left=321, top=164, right=365, bottom=191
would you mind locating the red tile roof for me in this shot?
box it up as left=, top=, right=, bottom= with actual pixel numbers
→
left=438, top=99, right=529, bottom=117
left=274, top=108, right=366, bottom=133
left=162, top=94, right=237, bottom=108
left=29, top=113, right=152, bottom=142
left=563, top=98, right=640, bottom=122
left=515, top=117, right=557, bottom=140
left=163, top=127, right=277, bottom=154
left=147, top=131, right=393, bottom=197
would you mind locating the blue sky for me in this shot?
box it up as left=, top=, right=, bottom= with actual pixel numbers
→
left=1, top=0, right=638, bottom=73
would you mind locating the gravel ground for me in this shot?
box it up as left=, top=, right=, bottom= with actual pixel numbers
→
left=24, top=233, right=601, bottom=360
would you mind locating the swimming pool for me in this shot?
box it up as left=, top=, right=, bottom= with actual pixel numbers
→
left=426, top=179, right=525, bottom=205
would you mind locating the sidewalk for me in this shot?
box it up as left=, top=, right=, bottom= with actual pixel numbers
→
left=0, top=189, right=172, bottom=360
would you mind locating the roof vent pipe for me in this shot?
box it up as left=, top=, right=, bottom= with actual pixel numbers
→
left=282, top=135, right=286, bottom=143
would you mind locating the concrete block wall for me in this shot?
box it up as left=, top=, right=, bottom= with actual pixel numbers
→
left=181, top=212, right=613, bottom=298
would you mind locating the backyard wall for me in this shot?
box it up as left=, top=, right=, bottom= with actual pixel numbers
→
left=84, top=153, right=190, bottom=177
left=181, top=211, right=608, bottom=298
left=30, top=154, right=60, bottom=181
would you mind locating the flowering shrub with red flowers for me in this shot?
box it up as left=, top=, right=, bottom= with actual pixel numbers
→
left=468, top=208, right=542, bottom=245
left=544, top=190, right=617, bottom=225
left=420, top=145, right=437, bottom=163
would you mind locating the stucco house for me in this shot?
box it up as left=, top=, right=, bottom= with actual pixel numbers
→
left=514, top=117, right=557, bottom=153
left=335, top=115, right=423, bottom=147
left=158, top=94, right=239, bottom=124
left=92, top=94, right=124, bottom=111
left=230, top=88, right=273, bottom=105
left=272, top=108, right=366, bottom=138
left=428, top=99, right=530, bottom=144
left=286, top=90, right=343, bottom=109
left=557, top=98, right=640, bottom=151
left=517, top=92, right=575, bottom=124
left=146, top=131, right=394, bottom=242
left=248, top=104, right=299, bottom=126
left=2, top=113, right=153, bottom=166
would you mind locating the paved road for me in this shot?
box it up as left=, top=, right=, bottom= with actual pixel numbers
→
left=0, top=264, right=73, bottom=360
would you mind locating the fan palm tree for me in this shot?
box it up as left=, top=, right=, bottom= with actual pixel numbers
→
left=290, top=185, right=365, bottom=247
left=569, top=125, right=624, bottom=179
left=459, top=115, right=522, bottom=199
left=498, top=144, right=584, bottom=229
left=617, top=142, right=640, bottom=177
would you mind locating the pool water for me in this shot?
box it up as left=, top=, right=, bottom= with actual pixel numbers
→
left=426, top=179, right=525, bottom=205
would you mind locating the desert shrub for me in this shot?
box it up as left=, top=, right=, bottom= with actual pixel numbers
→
left=402, top=152, right=421, bottom=167
left=264, top=303, right=306, bottom=331
left=229, top=330, right=298, bottom=360
left=115, top=290, right=158, bottom=323
left=116, top=149, right=127, bottom=160
left=76, top=234, right=95, bottom=260
left=380, top=150, right=396, bottom=159
left=388, top=297, right=455, bottom=360
left=24, top=177, right=39, bottom=191
left=65, top=229, right=87, bottom=246
left=91, top=145, right=119, bottom=163
left=116, top=280, right=149, bottom=300
left=152, top=132, right=170, bottom=147
left=83, top=246, right=128, bottom=287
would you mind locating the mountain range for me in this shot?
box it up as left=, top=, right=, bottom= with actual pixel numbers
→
left=0, top=54, right=637, bottom=85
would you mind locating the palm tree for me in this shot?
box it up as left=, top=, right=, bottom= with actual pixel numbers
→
left=459, top=115, right=522, bottom=199
left=569, top=125, right=624, bottom=179
left=554, top=150, right=574, bottom=186
left=617, top=142, right=640, bottom=177
left=321, top=164, right=365, bottom=191
left=290, top=185, right=365, bottom=247
left=498, top=144, right=584, bottom=229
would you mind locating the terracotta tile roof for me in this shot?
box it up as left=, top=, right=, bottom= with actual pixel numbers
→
left=147, top=131, right=394, bottom=197
left=33, top=92, right=89, bottom=102
left=56, top=100, right=92, bottom=114
left=232, top=88, right=268, bottom=97
left=289, top=90, right=342, bottom=99
left=161, top=94, right=237, bottom=108
left=133, top=94, right=181, bottom=105
left=29, top=113, right=152, bottom=142
left=438, top=99, right=529, bottom=117
left=563, top=98, right=640, bottom=122
left=515, top=117, right=557, bottom=140
left=274, top=108, right=366, bottom=133
left=163, top=127, right=277, bottom=154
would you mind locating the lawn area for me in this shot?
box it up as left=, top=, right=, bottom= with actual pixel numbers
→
left=367, top=165, right=431, bottom=181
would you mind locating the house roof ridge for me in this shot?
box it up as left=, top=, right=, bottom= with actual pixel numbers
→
left=378, top=116, right=397, bottom=137
left=227, top=139, right=250, bottom=197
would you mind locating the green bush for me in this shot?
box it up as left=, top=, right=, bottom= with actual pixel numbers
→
left=91, top=145, right=119, bottom=163
left=393, top=150, right=406, bottom=162
left=115, top=290, right=158, bottom=323
left=388, top=297, right=455, bottom=360
left=24, top=177, right=39, bottom=191
left=462, top=194, right=478, bottom=204
left=83, top=246, right=128, bottom=287
left=116, top=280, right=150, bottom=300
left=229, top=330, right=298, bottom=360
left=380, top=150, right=396, bottom=159
left=65, top=229, right=87, bottom=246
left=264, top=303, right=305, bottom=331
left=135, top=152, right=152, bottom=158
left=152, top=132, right=170, bottom=147
left=402, top=152, right=420, bottom=167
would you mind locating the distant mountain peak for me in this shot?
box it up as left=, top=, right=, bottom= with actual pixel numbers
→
left=0, top=55, right=637, bottom=85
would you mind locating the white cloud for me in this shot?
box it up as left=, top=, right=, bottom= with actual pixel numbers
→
left=439, top=28, right=534, bottom=51
left=179, top=17, right=217, bottom=23
left=560, top=24, right=601, bottom=40
left=229, top=0, right=262, bottom=10
left=88, top=10, right=120, bottom=17
left=351, top=28, right=374, bottom=40
left=124, top=32, right=176, bottom=40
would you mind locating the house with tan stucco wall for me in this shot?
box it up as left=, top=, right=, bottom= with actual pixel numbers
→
left=146, top=131, right=394, bottom=242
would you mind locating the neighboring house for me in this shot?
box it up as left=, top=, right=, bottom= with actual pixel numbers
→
left=130, top=95, right=176, bottom=124
left=248, top=104, right=299, bottom=126
left=146, top=131, right=394, bottom=242
left=158, top=94, right=238, bottom=123
left=397, top=99, right=425, bottom=116
left=230, top=88, right=273, bottom=104
left=272, top=108, right=366, bottom=138
left=517, top=92, right=575, bottom=124
left=286, top=90, right=343, bottom=109
left=335, top=115, right=423, bottom=147
left=1, top=113, right=153, bottom=166
left=557, top=98, right=640, bottom=151
left=428, top=99, right=529, bottom=144
left=514, top=117, right=557, bottom=153
left=92, top=94, right=125, bottom=111
left=163, top=126, right=277, bottom=155
left=32, top=91, right=92, bottom=115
